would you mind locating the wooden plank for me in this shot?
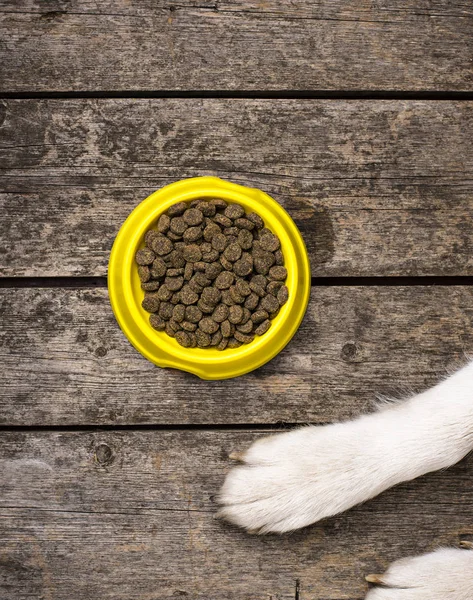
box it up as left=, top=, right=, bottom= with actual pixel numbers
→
left=1, top=99, right=472, bottom=277
left=1, top=285, right=472, bottom=426
left=1, top=430, right=472, bottom=599
left=0, top=1, right=472, bottom=91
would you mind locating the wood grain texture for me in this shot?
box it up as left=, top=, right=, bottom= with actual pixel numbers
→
left=1, top=99, right=473, bottom=277
left=1, top=285, right=472, bottom=426
left=1, top=430, right=472, bottom=599
left=0, top=1, right=472, bottom=91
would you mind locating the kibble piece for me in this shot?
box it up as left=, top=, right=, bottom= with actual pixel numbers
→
left=260, top=232, right=280, bottom=252
left=210, top=198, right=228, bottom=210
left=234, top=278, right=251, bottom=297
left=277, top=285, right=289, bottom=306
left=269, top=265, right=287, bottom=281
left=157, top=285, right=173, bottom=301
left=182, top=244, right=202, bottom=262
left=194, top=261, right=206, bottom=272
left=234, top=331, right=255, bottom=344
left=165, top=322, right=176, bottom=337
left=197, top=201, right=216, bottom=217
left=241, top=307, right=252, bottom=324
left=167, top=268, right=183, bottom=277
left=181, top=320, right=197, bottom=332
left=204, top=222, right=221, bottom=242
left=254, top=253, right=275, bottom=275
left=260, top=294, right=280, bottom=313
left=244, top=292, right=259, bottom=311
left=205, top=261, right=222, bottom=280
left=220, top=320, right=233, bottom=338
left=238, top=229, right=253, bottom=250
left=194, top=272, right=211, bottom=288
left=210, top=330, right=223, bottom=346
left=220, top=255, right=233, bottom=271
left=168, top=319, right=181, bottom=333
left=170, top=217, right=188, bottom=236
left=165, top=276, right=184, bottom=291
left=183, top=208, right=204, bottom=226
left=254, top=319, right=271, bottom=336
left=211, top=233, right=227, bottom=252
left=167, top=250, right=186, bottom=269
left=212, top=303, right=229, bottom=323
left=135, top=248, right=156, bottom=265
left=249, top=281, right=266, bottom=298
left=190, top=199, right=201, bottom=208
left=199, top=317, right=219, bottom=334
left=201, top=286, right=222, bottom=306
left=228, top=304, right=244, bottom=324
left=215, top=271, right=234, bottom=290
left=180, top=285, right=199, bottom=305
left=184, top=262, right=194, bottom=281
left=149, top=314, right=166, bottom=331
left=159, top=302, right=174, bottom=320
left=229, top=285, right=245, bottom=304
left=203, top=250, right=220, bottom=264
left=267, top=280, right=284, bottom=296
left=274, top=250, right=284, bottom=265
left=247, top=211, right=264, bottom=229
left=167, top=201, right=188, bottom=217
left=223, top=227, right=239, bottom=237
left=171, top=292, right=181, bottom=305
left=251, top=274, right=268, bottom=289
left=142, top=294, right=160, bottom=313
left=172, top=304, right=186, bottom=323
left=145, top=229, right=160, bottom=247
left=269, top=307, right=280, bottom=319
left=227, top=337, right=242, bottom=349
left=217, top=337, right=229, bottom=350
left=151, top=235, right=173, bottom=256
left=157, top=213, right=171, bottom=233
left=197, top=299, right=215, bottom=314
left=233, top=258, right=253, bottom=277
left=223, top=243, right=242, bottom=263
left=183, top=226, right=203, bottom=243
left=237, top=319, right=254, bottom=334
left=221, top=289, right=235, bottom=306
left=235, top=218, right=254, bottom=230
left=138, top=265, right=151, bottom=283
left=224, top=203, right=245, bottom=220
left=141, top=280, right=160, bottom=291
left=213, top=213, right=232, bottom=228
left=196, top=329, right=211, bottom=348
left=175, top=331, right=191, bottom=348
left=187, top=332, right=197, bottom=347
left=167, top=231, right=182, bottom=241
left=251, top=310, right=269, bottom=324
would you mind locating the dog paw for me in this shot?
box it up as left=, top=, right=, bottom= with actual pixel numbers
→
left=217, top=421, right=399, bottom=533
left=365, top=547, right=473, bottom=600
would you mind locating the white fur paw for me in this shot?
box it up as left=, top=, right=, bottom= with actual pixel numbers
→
left=365, top=547, right=473, bottom=600
left=217, top=421, right=398, bottom=533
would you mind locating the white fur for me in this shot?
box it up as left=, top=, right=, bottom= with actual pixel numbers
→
left=218, top=361, right=473, bottom=533
left=365, top=548, right=473, bottom=600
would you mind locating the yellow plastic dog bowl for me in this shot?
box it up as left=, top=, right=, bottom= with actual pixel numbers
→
left=108, top=177, right=310, bottom=379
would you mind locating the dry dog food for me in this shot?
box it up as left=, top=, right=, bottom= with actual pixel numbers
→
left=135, top=198, right=289, bottom=349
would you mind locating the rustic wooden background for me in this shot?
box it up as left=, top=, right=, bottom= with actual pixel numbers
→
left=1, top=2, right=472, bottom=599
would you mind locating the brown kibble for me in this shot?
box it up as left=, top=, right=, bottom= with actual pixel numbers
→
left=267, top=280, right=284, bottom=296
left=212, top=303, right=229, bottom=323
left=228, top=304, right=244, bottom=324
left=151, top=235, right=173, bottom=256
left=237, top=319, right=253, bottom=334
left=135, top=248, right=156, bottom=265
left=269, top=266, right=287, bottom=281
left=196, top=329, right=211, bottom=348
left=172, top=304, right=186, bottom=323
left=165, top=322, right=176, bottom=337
left=142, top=294, right=160, bottom=313
left=235, top=218, right=254, bottom=230
left=221, top=289, right=235, bottom=306
left=184, top=262, right=194, bottom=281
left=204, top=222, right=221, bottom=242
left=215, top=271, right=234, bottom=289
left=193, top=261, right=206, bottom=272
left=202, top=249, right=220, bottom=263
left=170, top=216, right=188, bottom=236
left=244, top=292, right=259, bottom=311
left=213, top=213, right=232, bottom=228
left=254, top=319, right=271, bottom=336
left=201, top=286, right=222, bottom=306
left=167, top=201, right=188, bottom=217
left=220, top=320, right=233, bottom=338
left=167, top=231, right=182, bottom=241
left=194, top=272, right=211, bottom=287
left=138, top=265, right=151, bottom=283
left=224, top=203, right=245, bottom=220
left=183, top=208, right=204, bottom=226
left=167, top=268, right=184, bottom=277
left=157, top=213, right=170, bottom=233
left=249, top=281, right=266, bottom=297
left=197, top=201, right=216, bottom=217
left=157, top=285, right=173, bottom=301
left=260, top=294, right=279, bottom=313
left=251, top=310, right=269, bottom=324
left=277, top=285, right=289, bottom=306
left=167, top=250, right=186, bottom=269
left=211, top=233, right=227, bottom=252
left=185, top=305, right=202, bottom=323
left=210, top=330, right=223, bottom=346
left=199, top=317, right=219, bottom=334
left=224, top=226, right=239, bottom=237
left=254, top=253, right=275, bottom=275
left=217, top=337, right=229, bottom=350
left=233, top=258, right=253, bottom=277
left=175, top=331, right=191, bottom=347
left=210, top=198, right=228, bottom=210
left=141, top=280, right=160, bottom=291
left=227, top=337, right=242, bottom=349
left=180, top=285, right=199, bottom=305
left=170, top=292, right=181, bottom=305
left=235, top=278, right=251, bottom=296
left=220, top=255, right=233, bottom=271
left=182, top=244, right=202, bottom=262
left=205, top=261, right=222, bottom=280
left=168, top=319, right=181, bottom=333
left=197, top=299, right=214, bottom=314
left=145, top=229, right=160, bottom=247
left=149, top=314, right=166, bottom=331
left=234, top=331, right=255, bottom=344
left=229, top=285, right=245, bottom=304
left=223, top=243, right=242, bottom=262
left=158, top=302, right=174, bottom=320
left=241, top=307, right=251, bottom=324
left=260, top=232, right=280, bottom=252
left=238, top=229, right=253, bottom=250
left=183, top=226, right=203, bottom=243
left=247, top=212, right=264, bottom=229
left=181, top=320, right=197, bottom=332
left=274, top=250, right=284, bottom=265
left=164, top=276, right=184, bottom=291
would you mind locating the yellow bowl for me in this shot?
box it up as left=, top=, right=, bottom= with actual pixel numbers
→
left=108, top=177, right=310, bottom=380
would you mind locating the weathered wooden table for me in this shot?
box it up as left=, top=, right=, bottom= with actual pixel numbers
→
left=1, top=2, right=472, bottom=599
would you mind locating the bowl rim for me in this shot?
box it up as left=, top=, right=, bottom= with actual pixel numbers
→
left=108, top=176, right=311, bottom=379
